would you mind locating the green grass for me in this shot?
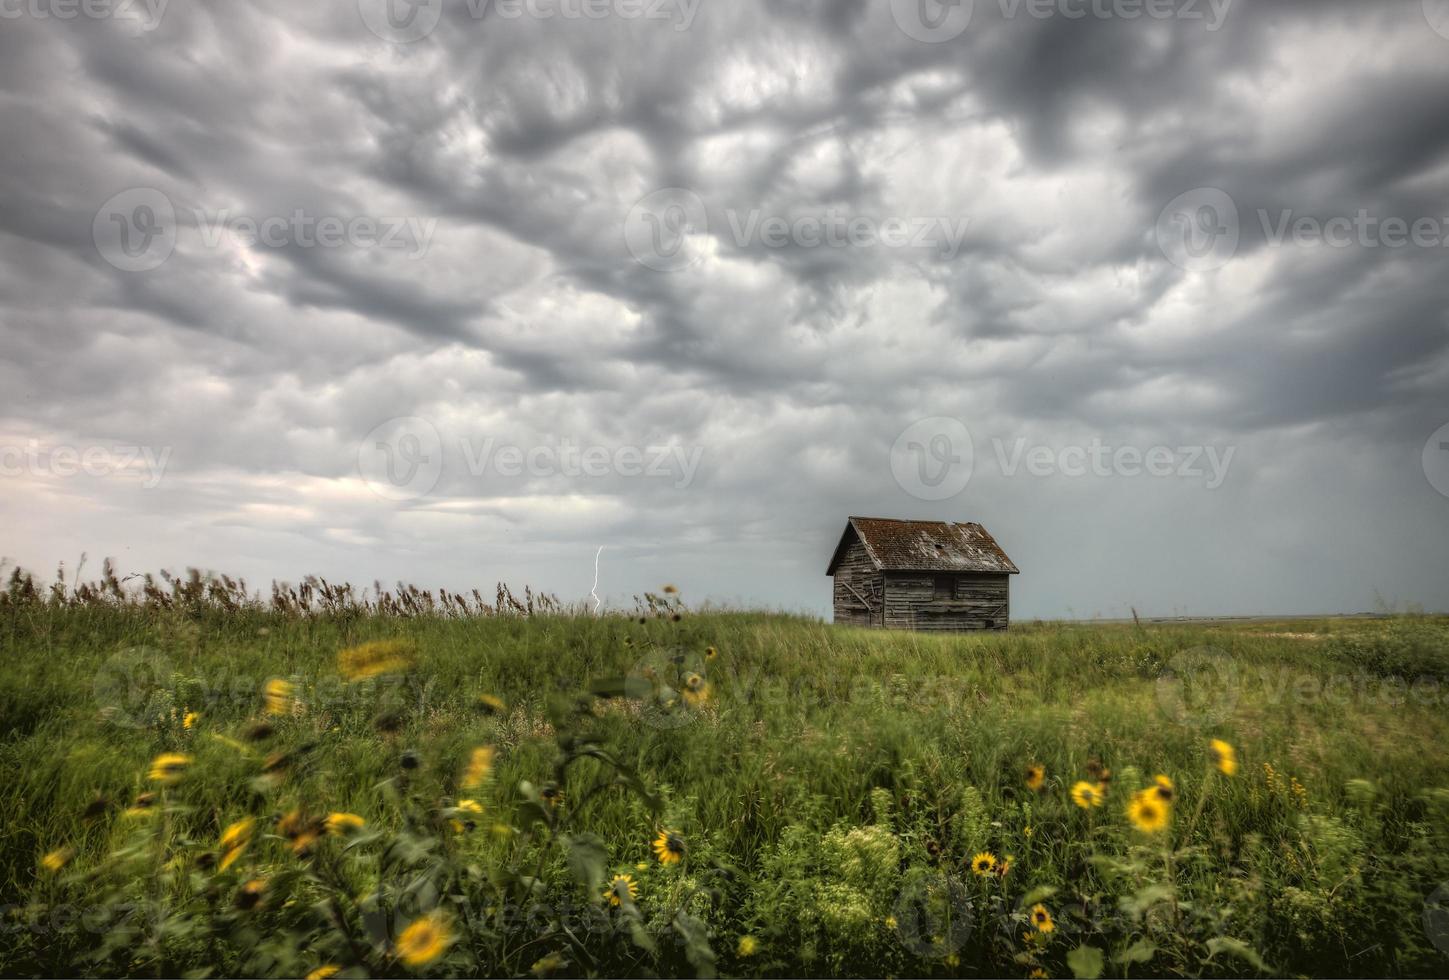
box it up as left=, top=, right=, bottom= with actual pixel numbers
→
left=4, top=595, right=1449, bottom=977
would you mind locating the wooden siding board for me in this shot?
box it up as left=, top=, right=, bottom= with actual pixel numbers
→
left=832, top=536, right=884, bottom=627
left=880, top=571, right=1010, bottom=632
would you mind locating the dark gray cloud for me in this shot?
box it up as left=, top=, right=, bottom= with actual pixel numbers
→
left=1, top=0, right=1447, bottom=617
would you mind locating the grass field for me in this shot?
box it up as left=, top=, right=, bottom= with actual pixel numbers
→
left=4, top=570, right=1449, bottom=978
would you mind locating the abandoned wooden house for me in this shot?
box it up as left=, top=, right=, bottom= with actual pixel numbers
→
left=826, top=516, right=1019, bottom=631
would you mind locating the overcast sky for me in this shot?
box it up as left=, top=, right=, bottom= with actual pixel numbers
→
left=2, top=0, right=1447, bottom=619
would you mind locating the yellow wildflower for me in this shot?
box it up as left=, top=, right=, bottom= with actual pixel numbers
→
left=462, top=746, right=495, bottom=789
left=325, top=812, right=366, bottom=836
left=653, top=829, right=685, bottom=865
left=40, top=847, right=73, bottom=873
left=219, top=817, right=255, bottom=870
left=605, top=873, right=637, bottom=906
left=1070, top=780, right=1105, bottom=808
left=338, top=640, right=414, bottom=681
left=396, top=911, right=453, bottom=968
left=148, top=752, right=192, bottom=784
left=1025, top=764, right=1045, bottom=791
left=263, top=678, right=295, bottom=716
left=1209, top=738, right=1238, bottom=776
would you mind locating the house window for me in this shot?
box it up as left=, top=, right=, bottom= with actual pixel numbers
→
left=934, top=575, right=954, bottom=598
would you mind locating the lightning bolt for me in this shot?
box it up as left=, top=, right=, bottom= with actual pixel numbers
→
left=590, top=545, right=604, bottom=614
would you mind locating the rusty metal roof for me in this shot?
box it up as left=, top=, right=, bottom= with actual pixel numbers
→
left=826, top=516, right=1019, bottom=575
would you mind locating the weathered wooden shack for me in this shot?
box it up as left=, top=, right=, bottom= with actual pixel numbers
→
left=826, top=516, right=1019, bottom=631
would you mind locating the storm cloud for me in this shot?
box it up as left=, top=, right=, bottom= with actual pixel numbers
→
left=1, top=0, right=1447, bottom=617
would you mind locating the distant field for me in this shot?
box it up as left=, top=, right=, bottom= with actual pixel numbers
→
left=3, top=576, right=1449, bottom=977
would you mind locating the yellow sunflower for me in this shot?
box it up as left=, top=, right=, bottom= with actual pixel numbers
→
left=605, top=873, right=638, bottom=906
left=705, top=646, right=719, bottom=661
left=1030, top=903, right=1055, bottom=933
left=396, top=911, right=453, bottom=968
left=1070, top=780, right=1105, bottom=808
left=40, top=847, right=73, bottom=873
left=970, top=851, right=998, bottom=877
left=681, top=673, right=711, bottom=707
left=236, top=877, right=268, bottom=910
left=325, top=812, right=366, bottom=836
left=182, top=710, right=199, bottom=730
left=457, top=799, right=484, bottom=815
left=462, top=746, right=496, bottom=789
left=278, top=809, right=323, bottom=856
left=305, top=966, right=341, bottom=980
left=148, top=752, right=192, bottom=784
left=737, top=935, right=759, bottom=957
left=1127, top=790, right=1170, bottom=833
left=1151, top=774, right=1175, bottom=803
left=263, top=678, right=295, bottom=716
left=477, top=693, right=507, bottom=715
left=219, top=817, right=255, bottom=870
left=1025, top=764, right=1045, bottom=792
left=337, top=639, right=414, bottom=681
left=1209, top=739, right=1238, bottom=776
left=653, top=829, right=686, bottom=865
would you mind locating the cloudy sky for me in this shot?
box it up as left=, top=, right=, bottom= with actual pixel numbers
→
left=2, top=0, right=1447, bottom=619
